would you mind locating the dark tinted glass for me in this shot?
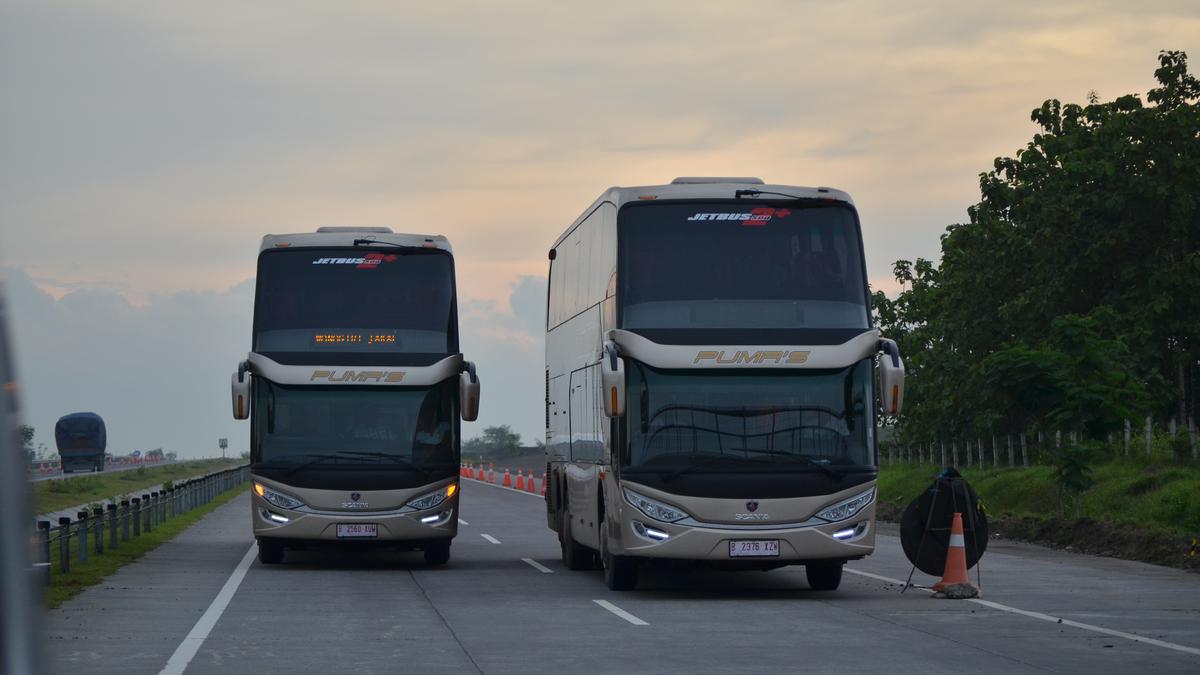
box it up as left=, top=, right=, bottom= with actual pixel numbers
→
left=619, top=202, right=869, bottom=330
left=254, top=248, right=455, bottom=353
left=252, top=379, right=458, bottom=472
left=623, top=361, right=876, bottom=471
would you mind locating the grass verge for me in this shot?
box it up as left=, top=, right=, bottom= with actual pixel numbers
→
left=877, top=460, right=1200, bottom=570
left=35, top=459, right=244, bottom=515
left=44, top=483, right=248, bottom=608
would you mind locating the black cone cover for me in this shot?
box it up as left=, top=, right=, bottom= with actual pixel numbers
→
left=899, top=468, right=988, bottom=576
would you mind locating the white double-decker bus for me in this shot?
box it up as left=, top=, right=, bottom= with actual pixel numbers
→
left=232, top=227, right=480, bottom=565
left=544, top=178, right=904, bottom=590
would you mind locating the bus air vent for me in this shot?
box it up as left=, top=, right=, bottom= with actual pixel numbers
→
left=670, top=177, right=765, bottom=185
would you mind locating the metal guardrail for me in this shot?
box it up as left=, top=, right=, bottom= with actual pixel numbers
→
left=32, top=464, right=250, bottom=583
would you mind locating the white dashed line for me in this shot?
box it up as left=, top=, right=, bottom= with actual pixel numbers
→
left=481, top=534, right=501, bottom=544
left=843, top=568, right=1200, bottom=657
left=521, top=558, right=553, bottom=573
left=458, top=518, right=469, bottom=526
left=593, top=599, right=648, bottom=626
left=159, top=543, right=257, bottom=675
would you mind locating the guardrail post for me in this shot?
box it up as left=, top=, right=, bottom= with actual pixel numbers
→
left=58, top=517, right=71, bottom=574
left=121, top=500, right=131, bottom=542
left=166, top=487, right=175, bottom=519
left=77, top=511, right=89, bottom=564
left=142, top=494, right=151, bottom=533
left=93, top=507, right=104, bottom=555
left=108, top=504, right=118, bottom=549
left=131, top=498, right=141, bottom=538
left=148, top=492, right=157, bottom=531
left=37, top=521, right=51, bottom=583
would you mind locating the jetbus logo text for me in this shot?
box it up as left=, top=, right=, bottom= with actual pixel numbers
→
left=687, top=208, right=791, bottom=227
left=693, top=350, right=810, bottom=365
left=311, top=253, right=399, bottom=269
left=309, top=370, right=405, bottom=383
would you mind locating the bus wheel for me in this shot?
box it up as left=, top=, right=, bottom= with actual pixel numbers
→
left=600, top=522, right=638, bottom=591
left=257, top=538, right=284, bottom=565
left=424, top=540, right=451, bottom=566
left=560, top=511, right=593, bottom=571
left=805, top=561, right=843, bottom=591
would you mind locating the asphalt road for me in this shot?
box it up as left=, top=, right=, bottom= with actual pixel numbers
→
left=44, top=479, right=1200, bottom=674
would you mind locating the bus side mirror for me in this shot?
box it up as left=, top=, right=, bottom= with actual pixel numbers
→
left=231, top=368, right=252, bottom=420
left=460, top=361, right=480, bottom=422
left=601, top=342, right=625, bottom=417
left=878, top=339, right=905, bottom=415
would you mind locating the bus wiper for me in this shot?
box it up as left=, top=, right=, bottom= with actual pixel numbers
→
left=333, top=451, right=433, bottom=478
left=660, top=455, right=735, bottom=482
left=747, top=450, right=845, bottom=480
left=353, top=238, right=404, bottom=246
left=282, top=453, right=346, bottom=476
left=735, top=189, right=807, bottom=200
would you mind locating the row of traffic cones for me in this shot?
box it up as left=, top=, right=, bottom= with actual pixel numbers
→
left=460, top=464, right=546, bottom=497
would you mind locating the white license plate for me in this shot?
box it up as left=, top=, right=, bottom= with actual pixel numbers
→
left=729, top=540, right=780, bottom=557
left=336, top=523, right=378, bottom=538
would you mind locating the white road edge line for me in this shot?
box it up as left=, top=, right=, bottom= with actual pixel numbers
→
left=521, top=557, right=553, bottom=573
left=481, top=534, right=502, bottom=544
left=462, top=476, right=543, bottom=498
left=593, top=599, right=648, bottom=626
left=159, top=543, right=258, bottom=675
left=458, top=518, right=469, bottom=526
left=844, top=568, right=1200, bottom=657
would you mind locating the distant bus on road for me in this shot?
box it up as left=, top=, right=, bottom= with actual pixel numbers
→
left=54, top=412, right=106, bottom=473
left=232, top=227, right=480, bottom=565
left=544, top=178, right=905, bottom=590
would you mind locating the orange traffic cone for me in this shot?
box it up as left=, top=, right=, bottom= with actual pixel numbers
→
left=526, top=474, right=537, bottom=494
left=931, top=512, right=977, bottom=598
left=540, top=473, right=547, bottom=497
left=487, top=464, right=495, bottom=483
left=502, top=468, right=513, bottom=488
left=515, top=470, right=526, bottom=491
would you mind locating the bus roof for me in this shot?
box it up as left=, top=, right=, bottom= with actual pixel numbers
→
left=552, top=180, right=855, bottom=249
left=259, top=230, right=453, bottom=254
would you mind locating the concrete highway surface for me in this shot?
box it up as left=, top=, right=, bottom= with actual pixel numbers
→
left=45, top=479, right=1200, bottom=674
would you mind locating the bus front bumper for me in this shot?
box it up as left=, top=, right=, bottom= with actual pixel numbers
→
left=252, top=498, right=457, bottom=543
left=615, top=511, right=876, bottom=562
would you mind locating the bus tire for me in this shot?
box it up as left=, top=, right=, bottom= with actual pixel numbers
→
left=600, top=521, right=638, bottom=591
left=560, top=511, right=593, bottom=571
left=257, top=538, right=285, bottom=565
left=424, top=540, right=451, bottom=566
left=805, top=561, right=843, bottom=591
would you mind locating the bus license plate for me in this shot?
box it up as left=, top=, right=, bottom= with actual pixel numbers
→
left=729, top=540, right=779, bottom=557
left=336, top=523, right=377, bottom=538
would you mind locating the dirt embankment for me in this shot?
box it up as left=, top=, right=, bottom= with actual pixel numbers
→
left=876, top=501, right=1200, bottom=572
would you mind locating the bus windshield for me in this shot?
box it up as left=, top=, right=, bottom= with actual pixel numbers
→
left=619, top=202, right=869, bottom=331
left=253, top=247, right=456, bottom=354
left=623, top=362, right=876, bottom=474
left=252, top=380, right=458, bottom=474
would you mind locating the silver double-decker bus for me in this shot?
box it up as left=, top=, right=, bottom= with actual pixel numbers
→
left=544, top=178, right=904, bottom=590
left=232, top=227, right=480, bottom=565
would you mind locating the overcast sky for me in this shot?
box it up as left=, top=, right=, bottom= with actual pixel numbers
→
left=2, top=1, right=1198, bottom=457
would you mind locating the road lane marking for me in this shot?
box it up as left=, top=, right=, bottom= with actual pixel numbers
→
left=522, top=558, right=553, bottom=573
left=159, top=543, right=257, bottom=675
left=594, top=599, right=648, bottom=626
left=458, top=518, right=469, bottom=526
left=481, top=534, right=502, bottom=544
left=844, top=568, right=1200, bottom=657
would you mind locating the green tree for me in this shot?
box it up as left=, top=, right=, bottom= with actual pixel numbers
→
left=18, top=424, right=35, bottom=463
left=464, top=425, right=523, bottom=458
left=876, top=51, right=1200, bottom=461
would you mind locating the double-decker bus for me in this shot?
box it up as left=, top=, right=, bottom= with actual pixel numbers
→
left=232, top=227, right=480, bottom=565
left=544, top=178, right=905, bottom=590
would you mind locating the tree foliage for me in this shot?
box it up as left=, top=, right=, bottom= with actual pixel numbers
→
left=875, top=51, right=1199, bottom=463
left=463, top=425, right=523, bottom=458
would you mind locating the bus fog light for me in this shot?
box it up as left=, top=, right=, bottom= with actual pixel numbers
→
left=832, top=522, right=867, bottom=541
left=419, top=510, right=452, bottom=526
left=832, top=527, right=856, bottom=540
left=261, top=509, right=289, bottom=524
left=633, top=520, right=670, bottom=541
left=421, top=514, right=440, bottom=524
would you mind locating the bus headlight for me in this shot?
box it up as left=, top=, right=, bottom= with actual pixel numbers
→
left=254, top=482, right=304, bottom=510
left=405, top=484, right=457, bottom=511
left=623, top=488, right=688, bottom=523
left=815, top=487, right=875, bottom=523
